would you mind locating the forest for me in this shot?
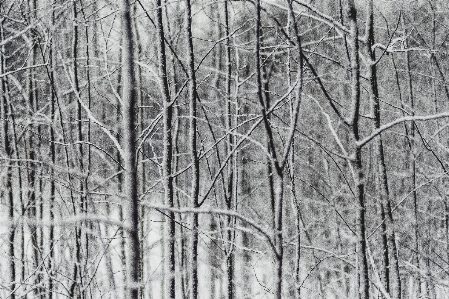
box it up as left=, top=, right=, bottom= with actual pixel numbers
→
left=1, top=0, right=449, bottom=298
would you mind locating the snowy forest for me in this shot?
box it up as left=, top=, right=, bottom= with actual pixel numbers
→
left=2, top=0, right=449, bottom=298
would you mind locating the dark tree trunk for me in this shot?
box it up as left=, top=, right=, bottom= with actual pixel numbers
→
left=121, top=0, right=141, bottom=298
left=346, top=2, right=369, bottom=298
left=157, top=0, right=176, bottom=297
left=1, top=13, right=16, bottom=298
left=185, top=0, right=200, bottom=296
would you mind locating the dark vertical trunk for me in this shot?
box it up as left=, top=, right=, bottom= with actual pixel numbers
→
left=185, top=0, right=200, bottom=297
left=237, top=46, right=252, bottom=299
left=157, top=0, right=175, bottom=297
left=379, top=199, right=391, bottom=294
left=5, top=103, right=16, bottom=299
left=80, top=4, right=93, bottom=293
left=70, top=2, right=84, bottom=297
left=1, top=13, right=16, bottom=298
left=225, top=250, right=234, bottom=299
left=210, top=5, right=221, bottom=298
left=26, top=0, right=42, bottom=297
left=365, top=1, right=401, bottom=297
left=169, top=24, right=185, bottom=299
left=346, top=2, right=369, bottom=299
left=132, top=6, right=145, bottom=296
left=121, top=0, right=141, bottom=298
left=116, top=26, right=127, bottom=299
left=173, top=97, right=184, bottom=299
left=11, top=99, right=24, bottom=299
left=446, top=197, right=449, bottom=271
left=48, top=3, right=56, bottom=297
left=274, top=175, right=285, bottom=299
left=223, top=2, right=235, bottom=299
left=263, top=53, right=276, bottom=237
left=285, top=2, right=302, bottom=297
left=9, top=100, right=25, bottom=298
left=255, top=1, right=287, bottom=298
left=286, top=10, right=297, bottom=297
left=33, top=2, right=45, bottom=296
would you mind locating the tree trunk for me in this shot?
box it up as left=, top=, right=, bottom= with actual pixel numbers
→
left=346, top=2, right=369, bottom=299
left=70, top=2, right=84, bottom=297
left=121, top=0, right=141, bottom=298
left=48, top=3, right=57, bottom=297
left=365, top=1, right=401, bottom=298
left=223, top=2, right=236, bottom=299
left=156, top=0, right=176, bottom=297
left=184, top=0, right=200, bottom=298
left=1, top=13, right=16, bottom=298
left=26, top=0, right=42, bottom=296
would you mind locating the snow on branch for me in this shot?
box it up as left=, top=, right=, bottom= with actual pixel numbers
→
left=357, top=112, right=449, bottom=148
left=142, top=203, right=279, bottom=257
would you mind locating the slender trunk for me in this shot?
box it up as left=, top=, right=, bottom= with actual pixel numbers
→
left=255, top=1, right=287, bottom=298
left=446, top=197, right=449, bottom=268
left=116, top=26, right=127, bottom=299
left=165, top=7, right=185, bottom=298
left=346, top=2, right=369, bottom=299
left=121, top=1, right=141, bottom=298
left=27, top=0, right=42, bottom=296
left=80, top=3, right=93, bottom=294
left=223, top=2, right=235, bottom=299
left=365, top=1, right=401, bottom=297
left=11, top=101, right=24, bottom=299
left=48, top=3, right=57, bottom=297
left=274, top=175, right=284, bottom=299
left=185, top=0, right=200, bottom=297
left=286, top=9, right=298, bottom=299
left=234, top=32, right=252, bottom=299
left=70, top=2, right=84, bottom=297
left=402, top=20, right=421, bottom=297
left=225, top=250, right=234, bottom=299
left=285, top=4, right=301, bottom=298
left=1, top=14, right=16, bottom=298
left=31, top=3, right=45, bottom=297
left=210, top=5, right=221, bottom=298
left=6, top=103, right=16, bottom=299
left=262, top=41, right=276, bottom=236
left=132, top=6, right=145, bottom=297
left=9, top=99, right=26, bottom=298
left=157, top=0, right=175, bottom=297
left=379, top=198, right=390, bottom=294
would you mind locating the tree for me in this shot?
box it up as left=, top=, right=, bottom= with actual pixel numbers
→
left=1, top=5, right=15, bottom=297
left=120, top=0, right=141, bottom=298
left=156, top=0, right=176, bottom=297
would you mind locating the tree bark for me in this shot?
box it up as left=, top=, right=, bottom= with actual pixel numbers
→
left=157, top=0, right=176, bottom=297
left=185, top=0, right=200, bottom=297
left=286, top=1, right=304, bottom=297
left=223, top=2, right=236, bottom=299
left=346, top=2, right=369, bottom=299
left=48, top=3, right=57, bottom=297
left=26, top=0, right=42, bottom=296
left=121, top=0, right=141, bottom=298
left=1, top=11, right=16, bottom=298
left=70, top=2, right=84, bottom=297
left=365, top=1, right=401, bottom=298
